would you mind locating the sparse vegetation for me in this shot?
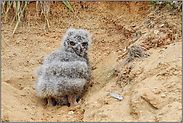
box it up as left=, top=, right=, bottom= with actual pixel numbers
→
left=1, top=1, right=75, bottom=35
left=149, top=1, right=182, bottom=11
left=1, top=1, right=182, bottom=122
left=92, top=68, right=115, bottom=90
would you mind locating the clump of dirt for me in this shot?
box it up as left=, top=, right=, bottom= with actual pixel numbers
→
left=1, top=1, right=182, bottom=122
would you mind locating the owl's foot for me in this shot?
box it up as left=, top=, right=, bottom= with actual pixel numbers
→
left=47, top=97, right=56, bottom=106
left=67, top=95, right=78, bottom=106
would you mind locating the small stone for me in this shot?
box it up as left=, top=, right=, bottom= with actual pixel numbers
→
left=16, top=40, right=20, bottom=44
left=161, top=94, right=166, bottom=98
left=154, top=30, right=159, bottom=35
left=118, top=51, right=122, bottom=55
left=68, top=111, right=74, bottom=114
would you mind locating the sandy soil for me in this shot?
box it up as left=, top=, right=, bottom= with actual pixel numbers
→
left=1, top=1, right=182, bottom=122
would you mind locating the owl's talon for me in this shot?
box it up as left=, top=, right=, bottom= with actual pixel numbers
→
left=47, top=97, right=56, bottom=106
left=68, top=95, right=78, bottom=106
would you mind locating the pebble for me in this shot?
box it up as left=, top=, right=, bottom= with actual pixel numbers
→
left=161, top=94, right=166, bottom=98
left=154, top=30, right=159, bottom=35
left=118, top=51, right=122, bottom=55
left=68, top=111, right=74, bottom=114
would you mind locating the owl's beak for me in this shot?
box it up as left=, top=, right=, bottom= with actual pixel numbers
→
left=76, top=45, right=82, bottom=55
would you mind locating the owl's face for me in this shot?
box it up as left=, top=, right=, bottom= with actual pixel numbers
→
left=62, top=28, right=92, bottom=57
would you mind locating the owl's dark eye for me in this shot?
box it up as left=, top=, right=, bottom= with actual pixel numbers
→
left=82, top=42, right=88, bottom=46
left=70, top=41, right=75, bottom=46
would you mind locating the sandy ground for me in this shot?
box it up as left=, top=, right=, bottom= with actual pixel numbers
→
left=1, top=1, right=182, bottom=122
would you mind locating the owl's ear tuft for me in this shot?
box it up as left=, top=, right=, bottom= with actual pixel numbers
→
left=81, top=29, right=89, bottom=38
left=68, top=32, right=73, bottom=36
left=66, top=28, right=76, bottom=36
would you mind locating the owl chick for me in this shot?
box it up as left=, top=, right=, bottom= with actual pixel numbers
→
left=35, top=28, right=92, bottom=106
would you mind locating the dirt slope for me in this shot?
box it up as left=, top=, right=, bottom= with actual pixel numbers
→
left=1, top=1, right=182, bottom=122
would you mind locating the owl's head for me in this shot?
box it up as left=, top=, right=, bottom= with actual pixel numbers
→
left=61, top=28, right=92, bottom=57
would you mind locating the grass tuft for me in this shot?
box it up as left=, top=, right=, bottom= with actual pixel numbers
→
left=92, top=68, right=115, bottom=90
left=1, top=1, right=75, bottom=35
left=149, top=1, right=182, bottom=11
left=5, top=1, right=13, bottom=22
left=12, top=1, right=28, bottom=35
left=1, top=1, right=6, bottom=14
left=37, top=1, right=50, bottom=29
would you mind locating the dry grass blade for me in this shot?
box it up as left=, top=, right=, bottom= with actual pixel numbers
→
left=37, top=1, right=50, bottom=29
left=36, top=1, right=38, bottom=11
left=11, top=1, right=19, bottom=25
left=12, top=1, right=28, bottom=35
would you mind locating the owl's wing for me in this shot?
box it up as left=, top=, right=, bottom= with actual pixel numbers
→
left=45, top=60, right=89, bottom=78
left=43, top=49, right=75, bottom=65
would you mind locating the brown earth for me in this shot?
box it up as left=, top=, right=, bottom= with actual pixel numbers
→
left=1, top=1, right=182, bottom=122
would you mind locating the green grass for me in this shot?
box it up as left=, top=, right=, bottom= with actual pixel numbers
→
left=92, top=68, right=115, bottom=90
left=149, top=1, right=181, bottom=10
left=5, top=1, right=13, bottom=22
left=149, top=1, right=158, bottom=8
left=1, top=1, right=75, bottom=35
left=62, top=1, right=75, bottom=14
left=1, top=1, right=6, bottom=14
left=12, top=1, right=28, bottom=35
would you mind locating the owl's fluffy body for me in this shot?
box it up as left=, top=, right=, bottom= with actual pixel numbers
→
left=35, top=28, right=92, bottom=106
